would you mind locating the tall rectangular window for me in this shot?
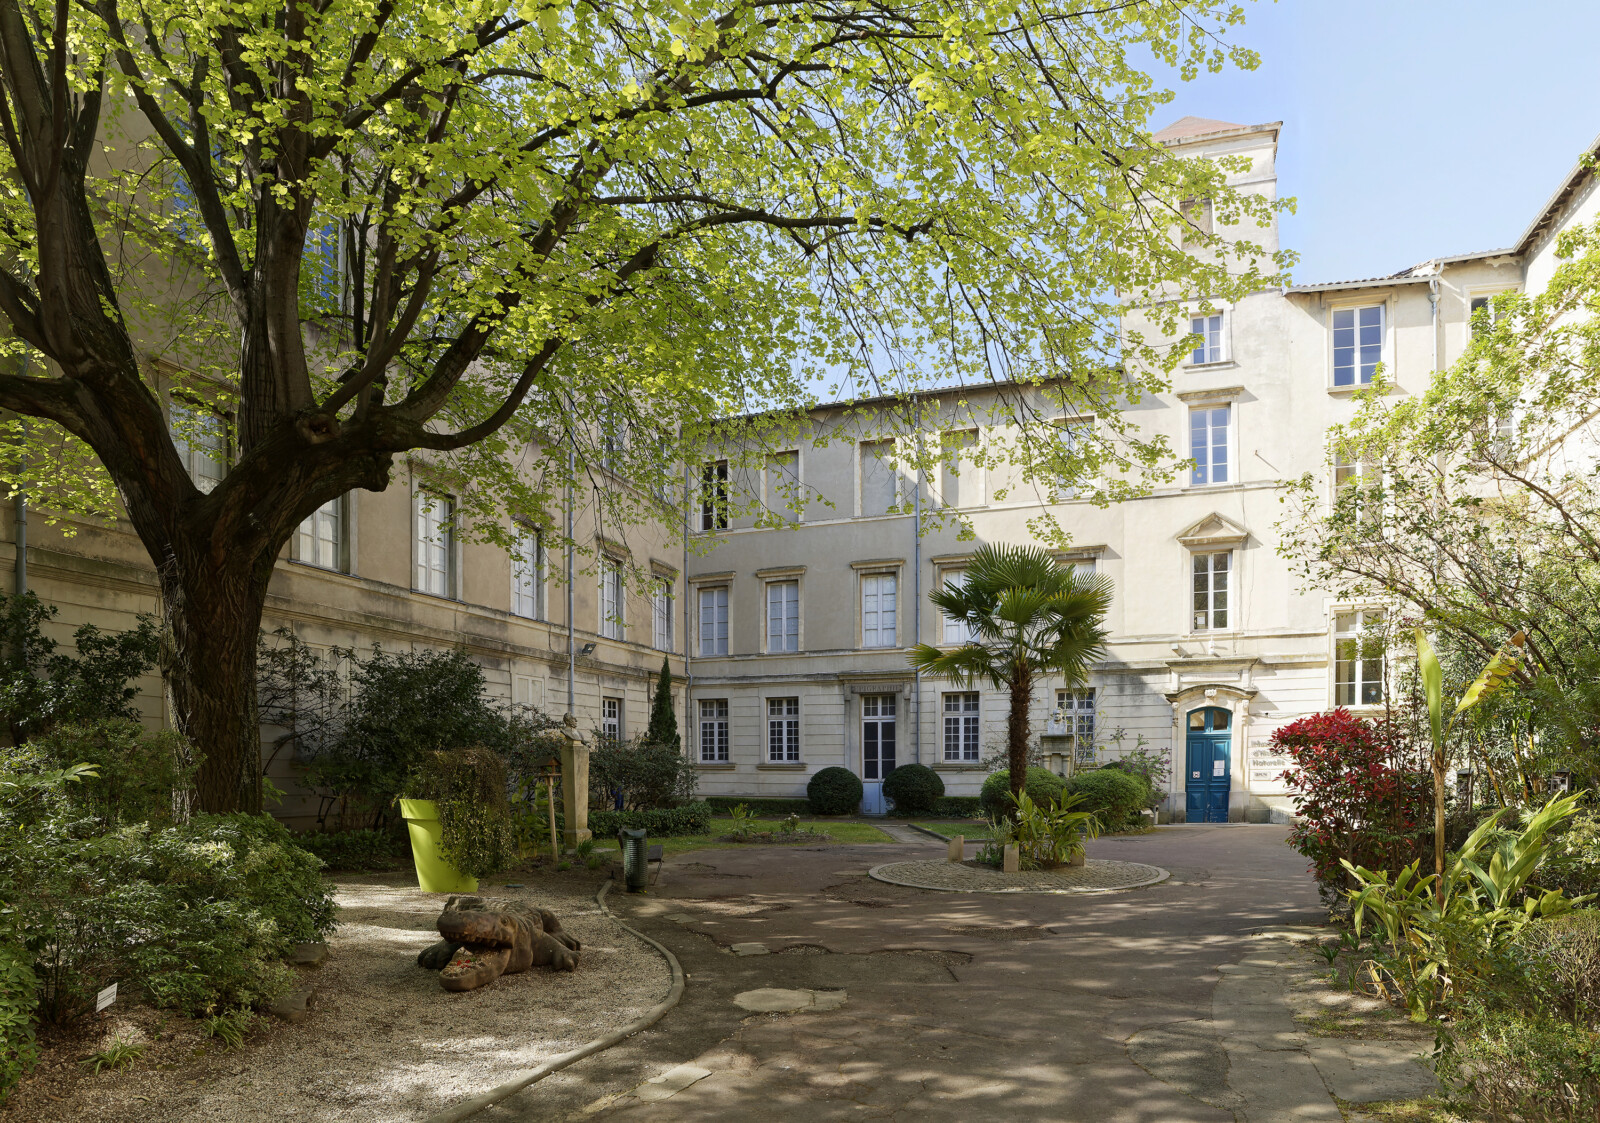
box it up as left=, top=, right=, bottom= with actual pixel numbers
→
left=601, top=697, right=623, bottom=744
left=698, top=586, right=729, bottom=656
left=1192, top=552, right=1230, bottom=631
left=1190, top=313, right=1224, bottom=364
left=1189, top=405, right=1230, bottom=486
left=940, top=429, right=979, bottom=508
left=942, top=692, right=980, bottom=762
left=294, top=496, right=346, bottom=572
left=767, top=697, right=800, bottom=762
left=699, top=699, right=729, bottom=762
left=941, top=568, right=972, bottom=644
left=511, top=525, right=544, bottom=619
left=700, top=460, right=729, bottom=531
left=652, top=578, right=674, bottom=651
left=1180, top=197, right=1213, bottom=248
left=1334, top=446, right=1384, bottom=532
left=599, top=557, right=625, bottom=640
left=1333, top=305, right=1384, bottom=386
left=414, top=491, right=455, bottom=596
left=1056, top=688, right=1096, bottom=766
left=861, top=573, right=898, bottom=648
left=601, top=407, right=627, bottom=475
left=1056, top=419, right=1093, bottom=501
left=765, top=451, right=801, bottom=522
left=170, top=402, right=226, bottom=493
left=859, top=440, right=899, bottom=517
left=766, top=581, right=799, bottom=653
left=1335, top=608, right=1386, bottom=707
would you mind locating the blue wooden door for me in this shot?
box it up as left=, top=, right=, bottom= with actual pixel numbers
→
left=1184, top=707, right=1232, bottom=823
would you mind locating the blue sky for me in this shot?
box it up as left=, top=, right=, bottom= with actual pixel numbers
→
left=1151, top=1, right=1600, bottom=284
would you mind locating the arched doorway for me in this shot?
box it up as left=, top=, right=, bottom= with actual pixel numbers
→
left=1184, top=706, right=1232, bottom=823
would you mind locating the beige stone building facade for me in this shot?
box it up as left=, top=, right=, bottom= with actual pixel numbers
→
left=678, top=117, right=1600, bottom=821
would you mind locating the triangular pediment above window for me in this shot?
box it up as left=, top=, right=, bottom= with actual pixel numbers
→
left=1175, top=513, right=1250, bottom=549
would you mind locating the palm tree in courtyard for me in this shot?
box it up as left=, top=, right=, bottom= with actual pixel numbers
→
left=909, top=544, right=1113, bottom=810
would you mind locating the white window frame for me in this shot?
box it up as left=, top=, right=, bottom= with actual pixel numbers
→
left=1191, top=551, right=1231, bottom=632
left=1055, top=417, right=1094, bottom=501
left=767, top=696, right=801, bottom=762
left=1188, top=311, right=1226, bottom=366
left=939, top=429, right=981, bottom=509
left=860, top=571, right=899, bottom=648
left=940, top=567, right=973, bottom=645
left=510, top=524, right=545, bottom=619
left=169, top=401, right=227, bottom=493
left=293, top=495, right=347, bottom=572
left=1333, top=608, right=1387, bottom=708
left=599, top=557, right=626, bottom=640
left=942, top=691, right=980, bottom=763
left=652, top=577, right=674, bottom=651
left=1188, top=404, right=1232, bottom=487
left=765, top=580, right=800, bottom=653
left=1331, top=302, right=1387, bottom=389
left=601, top=696, right=623, bottom=744
left=413, top=489, right=456, bottom=598
left=699, top=698, right=730, bottom=763
left=697, top=585, right=730, bottom=656
left=1055, top=688, right=1096, bottom=765
left=700, top=460, right=729, bottom=531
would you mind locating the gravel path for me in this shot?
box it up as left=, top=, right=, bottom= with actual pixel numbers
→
left=868, top=858, right=1170, bottom=893
left=7, top=875, right=672, bottom=1123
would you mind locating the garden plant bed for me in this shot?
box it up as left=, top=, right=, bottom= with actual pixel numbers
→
left=0, top=873, right=671, bottom=1123
left=869, top=858, right=1170, bottom=894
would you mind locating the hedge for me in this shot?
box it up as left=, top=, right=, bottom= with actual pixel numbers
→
left=978, top=768, right=1066, bottom=819
left=1065, top=769, right=1148, bottom=830
left=589, top=801, right=712, bottom=838
left=705, top=796, right=812, bottom=816
left=931, top=796, right=983, bottom=818
left=807, top=767, right=864, bottom=815
left=883, top=764, right=945, bottom=816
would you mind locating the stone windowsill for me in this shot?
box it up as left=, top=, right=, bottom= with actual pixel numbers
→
left=755, top=762, right=808, bottom=771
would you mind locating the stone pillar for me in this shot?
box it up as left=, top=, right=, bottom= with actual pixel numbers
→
left=558, top=713, right=592, bottom=849
left=947, top=835, right=964, bottom=863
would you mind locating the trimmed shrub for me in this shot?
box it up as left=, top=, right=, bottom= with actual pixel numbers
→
left=978, top=768, right=1065, bottom=819
left=590, top=738, right=698, bottom=811
left=705, top=796, right=812, bottom=816
left=1066, top=768, right=1148, bottom=830
left=296, top=828, right=408, bottom=871
left=590, top=801, right=712, bottom=838
left=931, top=795, right=983, bottom=819
left=807, top=767, right=864, bottom=816
left=883, top=764, right=945, bottom=816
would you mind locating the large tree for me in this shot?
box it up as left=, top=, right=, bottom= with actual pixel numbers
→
left=0, top=0, right=1282, bottom=810
left=909, top=543, right=1111, bottom=806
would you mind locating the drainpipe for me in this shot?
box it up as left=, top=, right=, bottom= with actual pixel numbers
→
left=1428, top=275, right=1440, bottom=373
left=566, top=437, right=576, bottom=716
left=912, top=457, right=922, bottom=765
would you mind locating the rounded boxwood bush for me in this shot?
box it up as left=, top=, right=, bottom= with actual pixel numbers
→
left=883, top=763, right=945, bottom=816
left=808, top=767, right=864, bottom=815
left=978, top=767, right=1066, bottom=819
left=1066, top=768, right=1148, bottom=830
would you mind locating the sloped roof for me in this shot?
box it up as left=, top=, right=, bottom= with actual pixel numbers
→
left=1151, top=116, right=1246, bottom=143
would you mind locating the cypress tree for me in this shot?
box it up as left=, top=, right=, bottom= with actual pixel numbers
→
left=645, top=657, right=679, bottom=752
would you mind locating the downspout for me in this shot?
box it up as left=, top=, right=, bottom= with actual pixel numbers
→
left=912, top=458, right=922, bottom=765
left=1428, top=275, right=1440, bottom=373
left=566, top=437, right=576, bottom=716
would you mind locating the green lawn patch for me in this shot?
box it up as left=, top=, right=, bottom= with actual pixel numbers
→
left=912, top=820, right=995, bottom=840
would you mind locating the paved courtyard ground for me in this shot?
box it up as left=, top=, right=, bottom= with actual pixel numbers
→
left=476, top=824, right=1431, bottom=1122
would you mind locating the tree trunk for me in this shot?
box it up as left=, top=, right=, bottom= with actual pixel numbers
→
left=1432, top=752, right=1447, bottom=897
left=159, top=547, right=276, bottom=814
left=1007, top=662, right=1033, bottom=812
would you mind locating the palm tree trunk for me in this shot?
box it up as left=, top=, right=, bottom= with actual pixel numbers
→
left=1007, top=662, right=1033, bottom=810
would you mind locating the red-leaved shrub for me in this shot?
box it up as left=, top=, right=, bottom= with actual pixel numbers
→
left=1273, top=709, right=1432, bottom=900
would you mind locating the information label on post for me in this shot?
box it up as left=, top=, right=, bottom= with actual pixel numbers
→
left=96, top=983, right=117, bottom=1012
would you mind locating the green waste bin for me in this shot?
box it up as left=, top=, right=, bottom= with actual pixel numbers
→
left=618, top=828, right=648, bottom=892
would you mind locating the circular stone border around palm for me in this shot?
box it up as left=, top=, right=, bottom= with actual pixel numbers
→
left=868, top=858, right=1169, bottom=894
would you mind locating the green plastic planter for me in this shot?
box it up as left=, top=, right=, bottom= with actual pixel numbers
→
left=400, top=799, right=477, bottom=893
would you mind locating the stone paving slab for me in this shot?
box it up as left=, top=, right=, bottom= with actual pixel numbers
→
left=868, top=857, right=1170, bottom=894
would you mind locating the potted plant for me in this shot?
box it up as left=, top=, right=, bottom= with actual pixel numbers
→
left=401, top=747, right=515, bottom=893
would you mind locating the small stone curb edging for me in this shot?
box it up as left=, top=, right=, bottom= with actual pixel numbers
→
left=421, top=880, right=688, bottom=1123
left=868, top=858, right=1170, bottom=894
